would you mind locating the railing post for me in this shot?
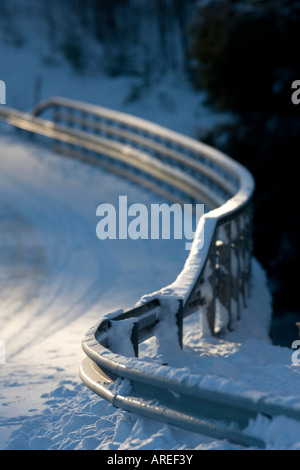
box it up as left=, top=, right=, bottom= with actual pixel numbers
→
left=81, top=110, right=88, bottom=132
left=206, top=235, right=217, bottom=335
left=231, top=219, right=240, bottom=322
left=239, top=212, right=248, bottom=308
left=53, top=104, right=60, bottom=126
left=242, top=203, right=253, bottom=300
left=247, top=202, right=254, bottom=297
left=66, top=106, right=74, bottom=129
left=217, top=222, right=233, bottom=331
left=130, top=320, right=139, bottom=358
left=53, top=104, right=60, bottom=152
left=176, top=298, right=184, bottom=349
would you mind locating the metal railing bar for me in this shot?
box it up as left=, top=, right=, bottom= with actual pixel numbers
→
left=0, top=99, right=262, bottom=444
left=0, top=106, right=224, bottom=210
left=31, top=97, right=249, bottom=187
left=51, top=109, right=237, bottom=198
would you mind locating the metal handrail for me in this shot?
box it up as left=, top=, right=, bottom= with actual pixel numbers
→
left=0, top=98, right=259, bottom=444
left=32, top=96, right=241, bottom=194
left=0, top=96, right=254, bottom=353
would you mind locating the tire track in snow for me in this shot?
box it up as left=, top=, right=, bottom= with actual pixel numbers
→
left=0, top=133, right=187, bottom=359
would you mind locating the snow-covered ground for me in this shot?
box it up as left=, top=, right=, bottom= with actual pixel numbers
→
left=1, top=34, right=300, bottom=451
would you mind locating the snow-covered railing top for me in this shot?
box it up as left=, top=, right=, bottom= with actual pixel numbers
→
left=0, top=98, right=256, bottom=443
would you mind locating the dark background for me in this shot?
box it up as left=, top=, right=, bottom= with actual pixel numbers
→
left=188, top=0, right=300, bottom=345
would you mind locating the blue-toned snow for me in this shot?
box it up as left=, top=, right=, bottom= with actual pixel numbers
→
left=0, top=33, right=300, bottom=450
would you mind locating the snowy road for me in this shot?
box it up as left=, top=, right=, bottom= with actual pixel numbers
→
left=1, top=127, right=300, bottom=450
left=0, top=128, right=188, bottom=446
left=0, top=128, right=189, bottom=353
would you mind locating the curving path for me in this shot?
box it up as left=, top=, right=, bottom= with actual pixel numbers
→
left=0, top=129, right=189, bottom=360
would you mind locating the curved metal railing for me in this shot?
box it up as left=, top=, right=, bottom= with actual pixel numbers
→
left=29, top=97, right=254, bottom=337
left=1, top=98, right=271, bottom=446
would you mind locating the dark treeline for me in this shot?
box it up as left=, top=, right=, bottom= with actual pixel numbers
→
left=0, top=0, right=197, bottom=78
left=189, top=0, right=300, bottom=343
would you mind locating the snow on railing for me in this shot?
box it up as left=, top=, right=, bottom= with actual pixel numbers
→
left=0, top=98, right=254, bottom=345
left=31, top=97, right=254, bottom=342
left=0, top=98, right=256, bottom=443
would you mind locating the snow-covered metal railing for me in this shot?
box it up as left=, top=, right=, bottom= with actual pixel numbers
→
left=30, top=96, right=254, bottom=337
left=0, top=98, right=257, bottom=444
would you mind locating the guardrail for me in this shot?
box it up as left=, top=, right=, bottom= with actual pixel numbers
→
left=0, top=98, right=259, bottom=445
left=30, top=97, right=254, bottom=337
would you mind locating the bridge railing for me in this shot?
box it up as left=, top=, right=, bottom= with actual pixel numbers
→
left=32, top=97, right=239, bottom=208
left=0, top=98, right=254, bottom=347
left=0, top=97, right=255, bottom=438
left=30, top=97, right=254, bottom=342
